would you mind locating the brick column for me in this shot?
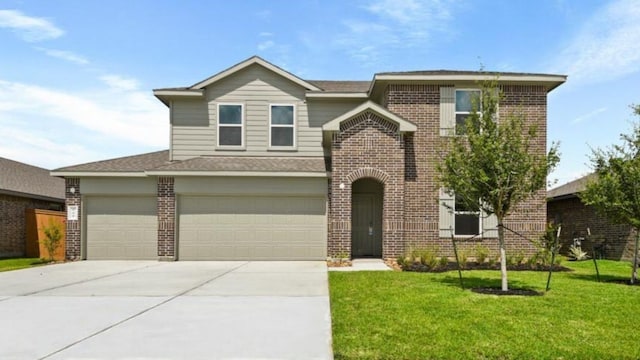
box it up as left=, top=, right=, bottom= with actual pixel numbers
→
left=65, top=177, right=81, bottom=260
left=157, top=177, right=176, bottom=260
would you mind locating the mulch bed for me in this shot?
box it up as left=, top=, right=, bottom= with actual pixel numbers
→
left=401, top=261, right=572, bottom=273
left=471, top=287, right=543, bottom=296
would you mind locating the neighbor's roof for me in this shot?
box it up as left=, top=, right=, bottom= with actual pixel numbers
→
left=547, top=174, right=595, bottom=200
left=52, top=150, right=328, bottom=177
left=0, top=157, right=65, bottom=201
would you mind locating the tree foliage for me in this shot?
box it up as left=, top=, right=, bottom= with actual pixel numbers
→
left=437, top=79, right=560, bottom=290
left=580, top=105, right=640, bottom=283
left=41, top=220, right=63, bottom=262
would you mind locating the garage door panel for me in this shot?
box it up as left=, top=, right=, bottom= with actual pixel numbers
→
left=85, top=196, right=157, bottom=260
left=178, top=195, right=326, bottom=260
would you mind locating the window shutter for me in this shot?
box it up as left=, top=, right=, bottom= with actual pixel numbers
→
left=439, top=188, right=455, bottom=238
left=440, top=87, right=455, bottom=136
left=482, top=211, right=498, bottom=238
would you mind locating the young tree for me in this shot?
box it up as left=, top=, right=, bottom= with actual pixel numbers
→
left=580, top=104, right=640, bottom=284
left=437, top=80, right=560, bottom=291
left=41, top=220, right=63, bottom=262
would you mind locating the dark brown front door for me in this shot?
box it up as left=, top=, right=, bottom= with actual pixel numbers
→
left=352, top=193, right=382, bottom=258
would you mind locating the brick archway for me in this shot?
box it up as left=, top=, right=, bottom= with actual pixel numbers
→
left=346, top=167, right=390, bottom=185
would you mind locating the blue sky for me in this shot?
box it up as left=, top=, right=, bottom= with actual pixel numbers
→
left=0, top=0, right=639, bottom=187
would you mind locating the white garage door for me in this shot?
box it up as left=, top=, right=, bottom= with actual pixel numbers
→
left=85, top=196, right=158, bottom=260
left=178, top=195, right=327, bottom=260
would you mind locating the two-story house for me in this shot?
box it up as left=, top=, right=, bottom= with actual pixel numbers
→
left=52, top=56, right=565, bottom=261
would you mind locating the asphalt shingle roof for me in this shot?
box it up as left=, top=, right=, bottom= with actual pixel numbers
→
left=54, top=150, right=328, bottom=174
left=547, top=174, right=595, bottom=200
left=0, top=157, right=65, bottom=201
left=306, top=80, right=371, bottom=93
left=54, top=150, right=171, bottom=173
left=153, top=156, right=327, bottom=173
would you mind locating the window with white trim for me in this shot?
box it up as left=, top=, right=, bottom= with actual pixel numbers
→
left=269, top=104, right=295, bottom=147
left=454, top=194, right=481, bottom=236
left=217, top=104, right=243, bottom=147
left=455, top=89, right=481, bottom=135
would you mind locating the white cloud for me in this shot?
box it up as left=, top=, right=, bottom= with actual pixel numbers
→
left=35, top=47, right=89, bottom=65
left=0, top=78, right=167, bottom=153
left=336, top=0, right=458, bottom=65
left=257, top=40, right=274, bottom=51
left=554, top=0, right=640, bottom=82
left=0, top=9, right=64, bottom=42
left=571, top=107, right=607, bottom=124
left=99, top=75, right=140, bottom=91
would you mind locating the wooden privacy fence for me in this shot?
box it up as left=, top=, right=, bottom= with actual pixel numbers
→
left=25, top=209, right=66, bottom=261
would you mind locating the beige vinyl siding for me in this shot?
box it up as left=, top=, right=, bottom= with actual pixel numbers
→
left=171, top=64, right=325, bottom=160
left=81, top=178, right=157, bottom=195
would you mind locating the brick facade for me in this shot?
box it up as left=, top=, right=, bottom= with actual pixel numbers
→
left=548, top=196, right=638, bottom=260
left=329, top=83, right=550, bottom=260
left=65, top=177, right=81, bottom=260
left=157, top=176, right=176, bottom=259
left=0, top=194, right=63, bottom=257
left=329, top=111, right=406, bottom=258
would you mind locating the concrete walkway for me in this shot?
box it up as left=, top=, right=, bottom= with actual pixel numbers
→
left=0, top=261, right=333, bottom=360
left=329, top=259, right=392, bottom=272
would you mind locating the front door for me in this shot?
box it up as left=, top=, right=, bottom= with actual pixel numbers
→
left=351, top=193, right=382, bottom=258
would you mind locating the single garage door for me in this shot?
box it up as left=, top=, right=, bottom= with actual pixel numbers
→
left=85, top=196, right=158, bottom=260
left=178, top=195, right=326, bottom=260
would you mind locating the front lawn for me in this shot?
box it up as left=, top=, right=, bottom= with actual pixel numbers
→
left=329, top=260, right=640, bottom=360
left=0, top=258, right=47, bottom=272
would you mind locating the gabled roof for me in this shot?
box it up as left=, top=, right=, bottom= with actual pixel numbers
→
left=322, top=101, right=417, bottom=132
left=51, top=150, right=171, bottom=176
left=306, top=80, right=371, bottom=93
left=190, top=56, right=322, bottom=91
left=0, top=157, right=64, bottom=201
left=547, top=173, right=595, bottom=200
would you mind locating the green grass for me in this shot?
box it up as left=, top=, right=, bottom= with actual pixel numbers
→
left=0, top=258, right=47, bottom=272
left=329, top=260, right=640, bottom=360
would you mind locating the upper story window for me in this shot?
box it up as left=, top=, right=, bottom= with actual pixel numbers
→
left=270, top=104, right=295, bottom=148
left=455, top=90, right=481, bottom=135
left=218, top=104, right=243, bottom=147
left=454, top=195, right=481, bottom=236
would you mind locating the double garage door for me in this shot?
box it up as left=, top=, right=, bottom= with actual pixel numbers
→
left=84, top=194, right=327, bottom=260
left=178, top=195, right=327, bottom=260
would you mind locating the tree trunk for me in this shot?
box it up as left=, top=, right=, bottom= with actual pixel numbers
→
left=632, top=230, right=639, bottom=284
left=498, top=221, right=508, bottom=291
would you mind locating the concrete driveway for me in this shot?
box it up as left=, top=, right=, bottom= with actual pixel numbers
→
left=0, top=261, right=333, bottom=360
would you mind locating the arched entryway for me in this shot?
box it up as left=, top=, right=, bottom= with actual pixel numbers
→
left=351, top=178, right=383, bottom=258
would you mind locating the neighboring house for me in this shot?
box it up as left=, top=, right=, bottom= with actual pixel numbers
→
left=52, top=56, right=565, bottom=261
left=547, top=174, right=637, bottom=260
left=0, top=157, right=65, bottom=257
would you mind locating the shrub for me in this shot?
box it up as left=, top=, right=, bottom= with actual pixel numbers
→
left=529, top=223, right=562, bottom=266
left=474, top=244, right=490, bottom=263
left=569, top=245, right=589, bottom=261
left=438, top=256, right=449, bottom=269
left=41, top=220, right=63, bottom=262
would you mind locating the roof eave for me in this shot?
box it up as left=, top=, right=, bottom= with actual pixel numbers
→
left=152, top=89, right=205, bottom=107
left=50, top=171, right=149, bottom=177
left=0, top=189, right=64, bottom=202
left=144, top=170, right=329, bottom=178
left=306, top=92, right=369, bottom=99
